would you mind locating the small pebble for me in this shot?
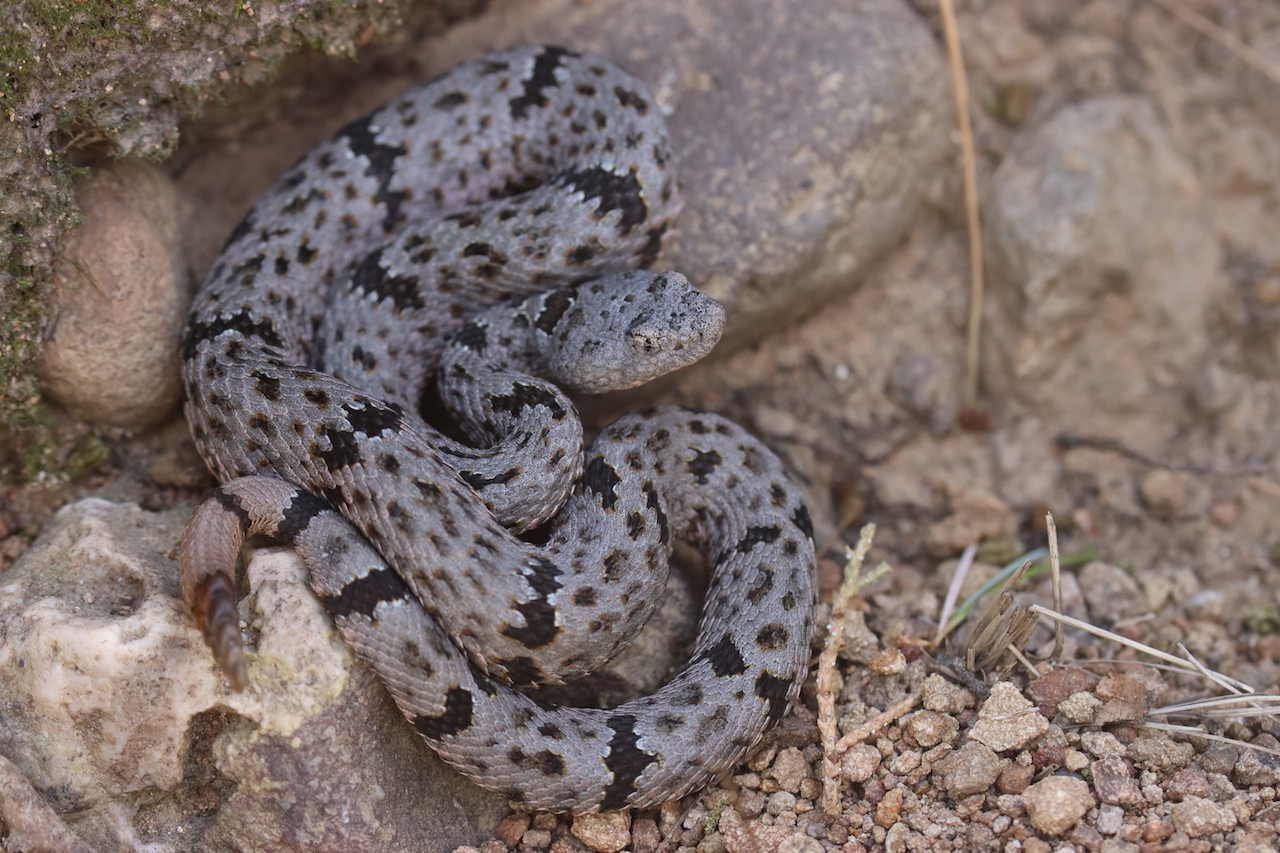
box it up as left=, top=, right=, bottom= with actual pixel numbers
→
left=571, top=811, right=631, bottom=853
left=969, top=682, right=1049, bottom=752
left=1022, top=775, right=1093, bottom=835
left=1170, top=795, right=1239, bottom=837
left=940, top=741, right=1004, bottom=799
left=494, top=814, right=531, bottom=847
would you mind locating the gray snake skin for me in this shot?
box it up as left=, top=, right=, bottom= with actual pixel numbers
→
left=179, top=46, right=816, bottom=813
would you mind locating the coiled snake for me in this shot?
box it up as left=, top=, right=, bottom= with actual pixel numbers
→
left=180, top=46, right=816, bottom=813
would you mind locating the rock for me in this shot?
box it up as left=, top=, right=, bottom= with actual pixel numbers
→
left=1232, top=744, right=1280, bottom=786
left=1028, top=668, right=1099, bottom=717
left=1021, top=776, right=1093, bottom=836
left=983, top=95, right=1222, bottom=436
left=920, top=672, right=976, bottom=714
left=840, top=743, right=882, bottom=784
left=767, top=747, right=811, bottom=795
left=969, top=682, right=1049, bottom=753
left=39, top=160, right=188, bottom=430
left=571, top=811, right=631, bottom=853
left=938, top=742, right=1004, bottom=799
left=903, top=711, right=959, bottom=749
left=875, top=786, right=904, bottom=828
left=1079, top=561, right=1147, bottom=625
left=433, top=0, right=952, bottom=350
left=924, top=484, right=1012, bottom=558
left=1170, top=796, right=1238, bottom=838
left=1091, top=755, right=1142, bottom=806
left=0, top=499, right=507, bottom=853
left=1126, top=735, right=1196, bottom=773
left=1093, top=672, right=1154, bottom=725
left=1139, top=470, right=1191, bottom=517
left=1057, top=692, right=1101, bottom=724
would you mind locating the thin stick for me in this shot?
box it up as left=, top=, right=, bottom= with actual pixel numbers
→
left=1045, top=513, right=1064, bottom=661
left=833, top=690, right=922, bottom=754
left=938, top=0, right=985, bottom=410
left=934, top=542, right=977, bottom=645
left=1027, top=604, right=1255, bottom=693
left=1146, top=0, right=1280, bottom=87
left=818, top=526, right=877, bottom=815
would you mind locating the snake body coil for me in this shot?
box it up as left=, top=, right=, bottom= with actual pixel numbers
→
left=181, top=46, right=816, bottom=813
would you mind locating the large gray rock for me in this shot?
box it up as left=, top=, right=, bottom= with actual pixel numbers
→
left=0, top=499, right=509, bottom=852
left=195, top=0, right=953, bottom=353
left=983, top=95, right=1223, bottom=438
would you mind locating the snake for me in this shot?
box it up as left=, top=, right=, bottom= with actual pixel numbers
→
left=179, top=45, right=817, bottom=814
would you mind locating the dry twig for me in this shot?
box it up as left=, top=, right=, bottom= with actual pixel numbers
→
left=937, top=0, right=985, bottom=411
left=816, top=525, right=889, bottom=815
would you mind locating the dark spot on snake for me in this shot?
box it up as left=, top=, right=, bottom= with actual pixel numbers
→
left=247, top=413, right=275, bottom=435
left=412, top=477, right=444, bottom=502
left=249, top=371, right=282, bottom=402
left=351, top=247, right=425, bottom=311
left=459, top=467, right=520, bottom=490
left=687, top=448, right=722, bottom=484
left=556, top=166, right=646, bottom=236
left=625, top=511, right=645, bottom=540
left=755, top=670, right=793, bottom=724
left=303, top=388, right=330, bottom=407
left=496, top=656, right=544, bottom=686
left=501, top=557, right=562, bottom=652
left=212, top=488, right=253, bottom=534
left=654, top=714, right=686, bottom=734
left=602, top=549, right=627, bottom=582
left=701, top=633, right=748, bottom=678
left=696, top=705, right=730, bottom=736
left=567, top=240, right=603, bottom=264
left=489, top=383, right=565, bottom=419
left=319, top=566, right=411, bottom=619
left=275, top=489, right=330, bottom=542
left=734, top=524, right=781, bottom=556
left=755, top=623, right=789, bottom=651
left=572, top=586, right=597, bottom=606
left=377, top=453, right=400, bottom=474
left=533, top=288, right=575, bottom=334
left=412, top=686, right=474, bottom=739
left=182, top=309, right=284, bottom=360
left=601, top=713, right=657, bottom=810
left=462, top=241, right=508, bottom=265
left=315, top=424, right=361, bottom=471
left=453, top=320, right=487, bottom=353
left=641, top=481, right=668, bottom=545
left=508, top=46, right=574, bottom=118
left=583, top=456, right=622, bottom=511
left=792, top=505, right=814, bottom=540
left=350, top=345, right=377, bottom=371
left=780, top=590, right=797, bottom=611
left=613, top=85, right=649, bottom=115
left=445, top=210, right=483, bottom=229
left=538, top=722, right=565, bottom=740
left=273, top=256, right=290, bottom=276
left=670, top=680, right=704, bottom=706
left=770, top=482, right=787, bottom=507
left=433, top=90, right=469, bottom=109
left=745, top=568, right=775, bottom=605
left=281, top=186, right=326, bottom=215
left=342, top=399, right=404, bottom=437
left=688, top=419, right=708, bottom=434
left=337, top=113, right=408, bottom=231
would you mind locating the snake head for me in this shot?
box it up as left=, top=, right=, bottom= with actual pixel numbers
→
left=543, top=270, right=725, bottom=394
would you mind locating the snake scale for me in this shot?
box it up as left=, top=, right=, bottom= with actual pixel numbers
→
left=180, top=46, right=817, bottom=813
